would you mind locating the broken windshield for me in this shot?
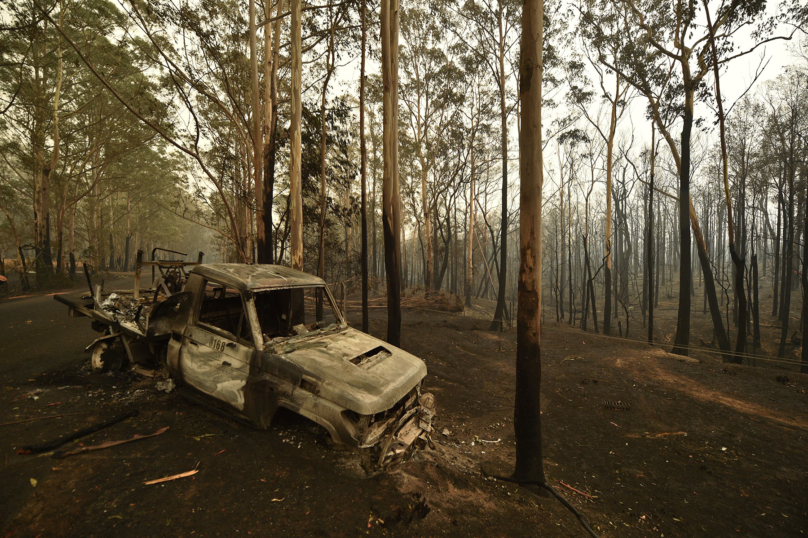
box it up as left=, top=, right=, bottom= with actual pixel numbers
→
left=254, top=286, right=341, bottom=344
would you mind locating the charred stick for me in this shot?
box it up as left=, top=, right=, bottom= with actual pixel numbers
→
left=17, top=410, right=139, bottom=455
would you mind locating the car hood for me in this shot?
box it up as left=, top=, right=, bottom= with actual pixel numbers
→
left=259, top=327, right=426, bottom=415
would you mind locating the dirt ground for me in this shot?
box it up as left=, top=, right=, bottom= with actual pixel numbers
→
left=1, top=287, right=807, bottom=537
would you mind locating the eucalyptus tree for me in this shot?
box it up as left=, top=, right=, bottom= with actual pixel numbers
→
left=761, top=70, right=808, bottom=359
left=381, top=0, right=402, bottom=345
left=2, top=0, right=175, bottom=282
left=457, top=52, right=497, bottom=306
left=360, top=0, right=369, bottom=331
left=315, top=0, right=356, bottom=316
left=583, top=0, right=802, bottom=356
left=289, top=0, right=303, bottom=269
left=39, top=0, right=256, bottom=261
left=571, top=0, right=633, bottom=335
left=400, top=2, right=463, bottom=290
left=0, top=0, right=73, bottom=282
left=555, top=127, right=589, bottom=324
left=445, top=0, right=520, bottom=329
left=513, top=0, right=546, bottom=486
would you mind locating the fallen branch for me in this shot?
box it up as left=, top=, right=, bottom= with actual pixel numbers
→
left=627, top=431, right=687, bottom=439
left=557, top=480, right=596, bottom=500
left=17, top=410, right=139, bottom=454
left=53, top=426, right=169, bottom=458
left=0, top=412, right=90, bottom=427
left=144, top=462, right=200, bottom=485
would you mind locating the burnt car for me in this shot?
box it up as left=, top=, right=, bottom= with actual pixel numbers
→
left=167, top=265, right=435, bottom=460
left=58, top=263, right=435, bottom=463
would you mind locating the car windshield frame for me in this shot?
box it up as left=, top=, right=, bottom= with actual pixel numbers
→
left=248, top=284, right=345, bottom=344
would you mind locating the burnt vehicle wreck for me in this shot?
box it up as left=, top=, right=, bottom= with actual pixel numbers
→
left=56, top=259, right=435, bottom=464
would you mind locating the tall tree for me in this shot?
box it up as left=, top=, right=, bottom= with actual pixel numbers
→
left=570, top=6, right=632, bottom=334
left=513, top=0, right=546, bottom=484
left=400, top=5, right=459, bottom=290
left=249, top=0, right=265, bottom=264
left=703, top=1, right=745, bottom=361
left=289, top=0, right=304, bottom=270
left=317, top=5, right=338, bottom=318
left=381, top=0, right=402, bottom=345
left=591, top=0, right=801, bottom=356
left=360, top=0, right=370, bottom=332
left=448, top=0, right=520, bottom=329
left=261, top=0, right=283, bottom=264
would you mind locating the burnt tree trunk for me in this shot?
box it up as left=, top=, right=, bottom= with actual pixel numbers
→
left=671, top=92, right=693, bottom=356
left=381, top=0, right=401, bottom=346
left=513, top=0, right=546, bottom=484
left=360, top=0, right=369, bottom=332
left=778, top=172, right=795, bottom=358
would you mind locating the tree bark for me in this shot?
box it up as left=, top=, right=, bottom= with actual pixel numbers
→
left=603, top=76, right=619, bottom=336
left=317, top=12, right=336, bottom=320
left=360, top=0, right=369, bottom=332
left=801, top=210, right=808, bottom=373
left=262, top=0, right=283, bottom=264
left=772, top=187, right=782, bottom=315
left=466, top=169, right=475, bottom=307
left=68, top=202, right=76, bottom=280
left=491, top=6, right=509, bottom=331
left=289, top=0, right=303, bottom=270
left=249, top=0, right=266, bottom=264
left=670, top=87, right=693, bottom=356
left=779, top=166, right=795, bottom=358
left=705, top=3, right=745, bottom=362
left=381, top=0, right=402, bottom=346
left=648, top=130, right=655, bottom=343
left=513, top=0, right=546, bottom=484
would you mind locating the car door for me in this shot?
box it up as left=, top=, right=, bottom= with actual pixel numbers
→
left=178, top=281, right=254, bottom=412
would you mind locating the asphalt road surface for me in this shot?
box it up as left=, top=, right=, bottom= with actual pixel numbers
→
left=0, top=287, right=102, bottom=530
left=0, top=288, right=98, bottom=383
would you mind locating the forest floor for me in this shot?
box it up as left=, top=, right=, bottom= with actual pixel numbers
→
left=1, top=281, right=807, bottom=537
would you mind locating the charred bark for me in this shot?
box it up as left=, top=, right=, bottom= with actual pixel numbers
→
left=513, top=0, right=546, bottom=484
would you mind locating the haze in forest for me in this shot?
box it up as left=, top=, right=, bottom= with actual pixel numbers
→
left=0, top=0, right=807, bottom=380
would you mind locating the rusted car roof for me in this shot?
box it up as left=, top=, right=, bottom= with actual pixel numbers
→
left=191, top=264, right=325, bottom=291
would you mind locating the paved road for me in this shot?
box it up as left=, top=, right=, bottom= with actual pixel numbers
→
left=0, top=281, right=129, bottom=532
left=0, top=288, right=98, bottom=383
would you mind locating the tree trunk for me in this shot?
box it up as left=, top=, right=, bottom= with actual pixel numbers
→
left=19, top=246, right=31, bottom=292
left=491, top=7, right=509, bottom=331
left=249, top=0, right=266, bottom=264
left=752, top=253, right=761, bottom=351
left=648, top=135, right=655, bottom=343
left=705, top=10, right=746, bottom=362
left=801, top=211, right=808, bottom=373
left=381, top=0, right=402, bottom=346
left=68, top=202, right=76, bottom=280
left=262, top=0, right=283, bottom=264
left=559, top=163, right=565, bottom=320
left=513, top=0, right=546, bottom=484
left=466, top=170, right=475, bottom=308
left=671, top=88, right=693, bottom=356
left=317, top=14, right=335, bottom=320
left=360, top=0, right=369, bottom=332
left=778, top=172, right=795, bottom=358
left=603, top=77, right=618, bottom=335
left=772, top=188, right=781, bottom=315
left=289, top=0, right=303, bottom=270
left=421, top=169, right=433, bottom=289
left=371, top=112, right=379, bottom=281
left=568, top=180, right=574, bottom=324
